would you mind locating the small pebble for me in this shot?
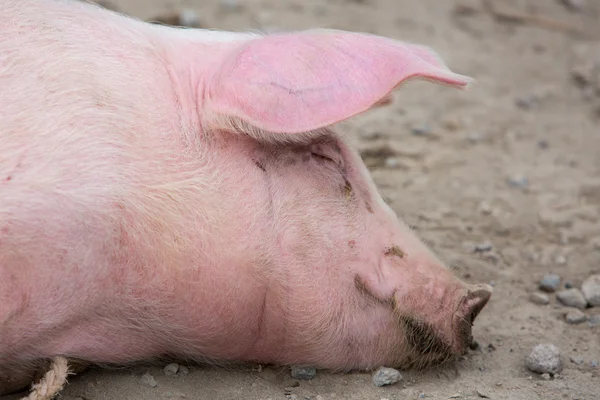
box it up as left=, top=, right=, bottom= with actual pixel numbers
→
left=473, top=242, right=493, bottom=253
left=141, top=372, right=158, bottom=388
left=467, top=132, right=483, bottom=143
left=556, top=288, right=588, bottom=309
left=581, top=274, right=600, bottom=306
left=541, top=373, right=551, bottom=380
left=179, top=9, right=201, bottom=27
left=530, top=292, right=550, bottom=305
left=290, top=366, right=317, bottom=380
left=539, top=274, right=561, bottom=293
left=560, top=0, right=586, bottom=12
left=525, top=343, right=563, bottom=374
left=178, top=365, right=189, bottom=375
left=476, top=389, right=490, bottom=398
left=588, top=314, right=600, bottom=326
left=372, top=367, right=402, bottom=387
left=592, top=360, right=599, bottom=367
left=507, top=175, right=529, bottom=189
left=565, top=309, right=587, bottom=324
left=554, top=255, right=567, bottom=265
left=384, top=157, right=399, bottom=168
left=537, top=140, right=549, bottom=149
left=219, top=0, right=242, bottom=12
left=570, top=356, right=584, bottom=365
left=163, top=363, right=179, bottom=376
left=564, top=281, right=574, bottom=289
left=515, top=95, right=537, bottom=110
left=411, top=124, right=431, bottom=136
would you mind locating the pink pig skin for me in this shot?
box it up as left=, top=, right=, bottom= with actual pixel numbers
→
left=0, top=0, right=491, bottom=394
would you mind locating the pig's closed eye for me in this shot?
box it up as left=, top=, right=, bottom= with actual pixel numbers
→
left=311, top=152, right=336, bottom=164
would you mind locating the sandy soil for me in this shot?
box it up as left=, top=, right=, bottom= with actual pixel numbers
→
left=5, top=0, right=600, bottom=399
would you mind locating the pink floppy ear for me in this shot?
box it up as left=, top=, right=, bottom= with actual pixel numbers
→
left=203, top=29, right=472, bottom=138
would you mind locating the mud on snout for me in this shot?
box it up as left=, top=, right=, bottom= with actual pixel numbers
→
left=395, top=284, right=492, bottom=369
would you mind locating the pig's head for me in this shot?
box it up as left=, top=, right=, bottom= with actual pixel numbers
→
left=169, top=29, right=492, bottom=370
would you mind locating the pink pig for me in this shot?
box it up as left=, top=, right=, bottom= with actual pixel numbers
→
left=0, top=0, right=492, bottom=395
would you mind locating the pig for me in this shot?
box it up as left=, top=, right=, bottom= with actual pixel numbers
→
left=0, top=0, right=492, bottom=396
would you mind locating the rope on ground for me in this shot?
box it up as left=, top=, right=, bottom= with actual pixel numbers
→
left=20, top=356, right=70, bottom=400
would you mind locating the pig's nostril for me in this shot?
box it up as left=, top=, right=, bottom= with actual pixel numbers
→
left=453, top=285, right=492, bottom=353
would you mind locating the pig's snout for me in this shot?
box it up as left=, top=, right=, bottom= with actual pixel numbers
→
left=452, top=284, right=493, bottom=354
left=393, top=282, right=492, bottom=366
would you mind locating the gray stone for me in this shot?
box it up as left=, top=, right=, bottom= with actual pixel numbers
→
left=372, top=367, right=402, bottom=387
left=530, top=292, right=550, bottom=305
left=219, top=0, right=242, bottom=12
left=474, top=241, right=493, bottom=253
left=581, top=274, right=600, bottom=306
left=540, top=373, right=551, bottom=380
left=507, top=175, right=529, bottom=189
left=290, top=366, right=316, bottom=380
left=570, top=356, right=584, bottom=365
left=178, top=365, right=189, bottom=375
left=588, top=314, right=600, bottom=326
left=179, top=9, right=201, bottom=28
left=539, top=274, right=561, bottom=293
left=565, top=309, right=587, bottom=324
left=411, top=124, right=431, bottom=136
left=556, top=288, right=587, bottom=309
left=163, top=363, right=179, bottom=376
left=525, top=344, right=563, bottom=375
left=141, top=373, right=158, bottom=388
left=560, top=0, right=586, bottom=12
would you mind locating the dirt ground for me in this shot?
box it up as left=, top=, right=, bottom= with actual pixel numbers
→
left=6, top=0, right=600, bottom=399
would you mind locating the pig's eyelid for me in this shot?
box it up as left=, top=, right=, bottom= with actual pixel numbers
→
left=310, top=152, right=335, bottom=163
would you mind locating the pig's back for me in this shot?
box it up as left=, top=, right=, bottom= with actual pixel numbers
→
left=0, top=0, right=214, bottom=352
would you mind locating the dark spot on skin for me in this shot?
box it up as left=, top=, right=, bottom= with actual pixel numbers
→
left=342, top=179, right=353, bottom=199
left=253, top=160, right=266, bottom=172
left=384, top=245, right=405, bottom=258
left=5, top=176, right=12, bottom=182
left=283, top=157, right=297, bottom=166
left=399, top=315, right=453, bottom=356
left=365, top=201, right=373, bottom=213
left=348, top=240, right=356, bottom=248
left=353, top=275, right=394, bottom=307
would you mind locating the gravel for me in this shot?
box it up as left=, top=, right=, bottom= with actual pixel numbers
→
left=556, top=288, right=587, bottom=309
left=530, top=292, right=550, bottom=305
left=539, top=274, right=561, bottom=293
left=565, top=309, right=587, bottom=324
left=290, top=366, right=317, bottom=380
left=525, top=344, right=563, bottom=375
left=372, top=367, right=402, bottom=387
left=581, top=274, right=600, bottom=306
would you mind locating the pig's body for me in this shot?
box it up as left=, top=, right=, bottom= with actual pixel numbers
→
left=0, top=0, right=491, bottom=394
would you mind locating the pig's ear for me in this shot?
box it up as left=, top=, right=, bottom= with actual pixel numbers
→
left=203, top=30, right=472, bottom=138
